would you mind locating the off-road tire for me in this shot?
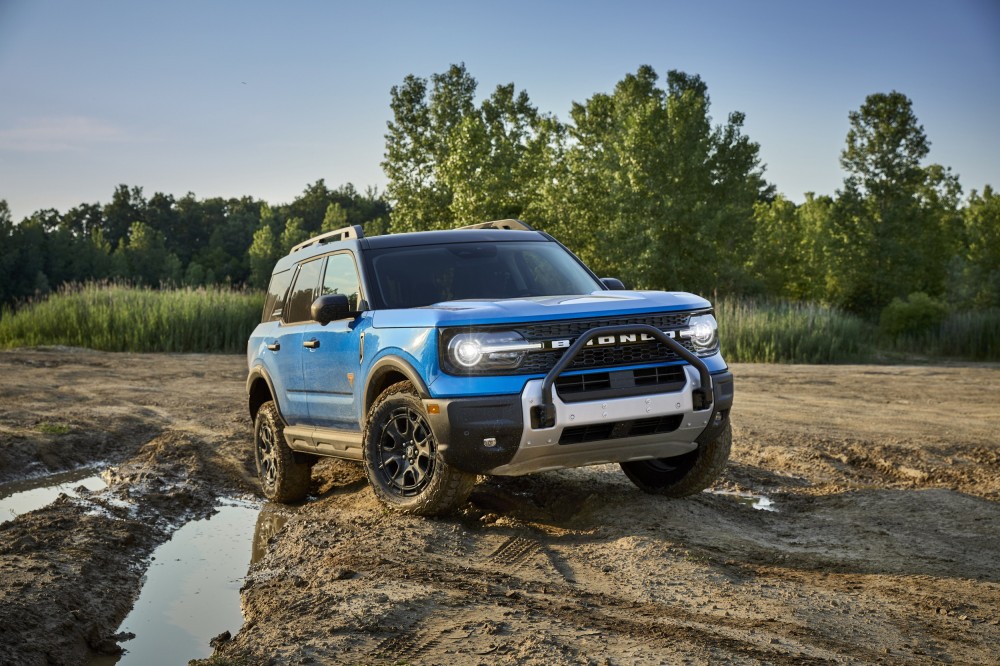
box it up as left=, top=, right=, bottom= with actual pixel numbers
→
left=363, top=381, right=475, bottom=516
left=254, top=401, right=311, bottom=502
left=620, top=421, right=732, bottom=497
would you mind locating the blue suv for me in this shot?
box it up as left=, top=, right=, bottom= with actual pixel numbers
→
left=246, top=220, right=734, bottom=515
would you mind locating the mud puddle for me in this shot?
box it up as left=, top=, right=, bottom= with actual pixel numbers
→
left=88, top=499, right=262, bottom=665
left=0, top=467, right=108, bottom=523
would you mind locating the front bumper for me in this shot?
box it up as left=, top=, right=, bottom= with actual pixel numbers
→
left=426, top=368, right=733, bottom=476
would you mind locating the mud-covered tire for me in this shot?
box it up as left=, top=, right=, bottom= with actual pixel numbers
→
left=363, top=381, right=475, bottom=516
left=254, top=401, right=311, bottom=502
left=620, top=421, right=732, bottom=497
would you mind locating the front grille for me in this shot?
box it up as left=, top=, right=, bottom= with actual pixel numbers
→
left=559, top=415, right=684, bottom=445
left=516, top=312, right=697, bottom=374
left=441, top=310, right=704, bottom=376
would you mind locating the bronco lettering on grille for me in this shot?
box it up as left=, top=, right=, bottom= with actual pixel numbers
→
left=538, top=330, right=683, bottom=351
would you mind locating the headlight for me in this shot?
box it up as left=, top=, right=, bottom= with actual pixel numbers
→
left=445, top=331, right=541, bottom=371
left=683, top=314, right=719, bottom=355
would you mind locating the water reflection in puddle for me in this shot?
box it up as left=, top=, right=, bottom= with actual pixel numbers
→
left=251, top=505, right=290, bottom=565
left=90, top=500, right=261, bottom=665
left=707, top=489, right=777, bottom=512
left=0, top=468, right=107, bottom=523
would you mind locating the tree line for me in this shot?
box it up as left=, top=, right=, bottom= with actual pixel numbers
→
left=0, top=181, right=389, bottom=305
left=384, top=64, right=999, bottom=317
left=2, top=63, right=998, bottom=320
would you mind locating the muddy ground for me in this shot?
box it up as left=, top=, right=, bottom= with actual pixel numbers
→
left=0, top=348, right=998, bottom=665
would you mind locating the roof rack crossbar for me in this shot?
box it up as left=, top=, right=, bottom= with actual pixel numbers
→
left=456, top=219, right=534, bottom=232
left=290, top=224, right=365, bottom=254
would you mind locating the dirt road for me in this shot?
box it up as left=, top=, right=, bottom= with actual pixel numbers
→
left=0, top=348, right=997, bottom=665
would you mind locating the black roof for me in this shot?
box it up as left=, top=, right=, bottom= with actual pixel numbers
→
left=360, top=228, right=547, bottom=250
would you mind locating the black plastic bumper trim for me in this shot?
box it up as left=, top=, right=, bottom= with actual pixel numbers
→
left=425, top=395, right=523, bottom=474
left=696, top=370, right=734, bottom=445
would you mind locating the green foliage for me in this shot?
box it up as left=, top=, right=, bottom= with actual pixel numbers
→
left=0, top=184, right=389, bottom=309
left=382, top=64, right=772, bottom=295
left=0, top=284, right=262, bottom=353
left=826, top=92, right=962, bottom=313
left=878, top=292, right=948, bottom=339
left=2, top=69, right=998, bottom=363
left=716, top=298, right=873, bottom=364
left=383, top=63, right=556, bottom=232
left=954, top=186, right=1000, bottom=308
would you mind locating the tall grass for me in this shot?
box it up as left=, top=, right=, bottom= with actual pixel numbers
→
left=882, top=309, right=1000, bottom=361
left=716, top=298, right=874, bottom=364
left=0, top=283, right=263, bottom=353
left=1, top=285, right=995, bottom=362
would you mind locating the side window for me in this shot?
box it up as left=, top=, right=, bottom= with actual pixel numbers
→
left=321, top=253, right=362, bottom=310
left=284, top=259, right=323, bottom=324
left=262, top=269, right=292, bottom=323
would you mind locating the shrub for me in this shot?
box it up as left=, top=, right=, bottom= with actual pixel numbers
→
left=879, top=292, right=948, bottom=339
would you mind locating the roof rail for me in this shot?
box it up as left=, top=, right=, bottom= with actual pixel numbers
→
left=290, top=224, right=365, bottom=254
left=456, top=219, right=535, bottom=232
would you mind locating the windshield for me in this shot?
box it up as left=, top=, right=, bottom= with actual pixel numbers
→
left=367, top=241, right=603, bottom=309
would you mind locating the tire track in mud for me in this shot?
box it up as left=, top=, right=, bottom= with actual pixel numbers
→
left=488, top=534, right=578, bottom=584
left=488, top=536, right=541, bottom=569
left=358, top=538, right=891, bottom=665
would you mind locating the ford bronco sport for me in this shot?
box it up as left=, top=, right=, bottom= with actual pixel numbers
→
left=246, top=220, right=734, bottom=515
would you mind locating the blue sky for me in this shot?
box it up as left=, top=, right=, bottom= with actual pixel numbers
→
left=1, top=0, right=998, bottom=221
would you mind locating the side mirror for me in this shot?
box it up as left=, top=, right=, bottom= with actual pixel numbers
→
left=601, top=277, right=627, bottom=290
left=311, top=294, right=351, bottom=325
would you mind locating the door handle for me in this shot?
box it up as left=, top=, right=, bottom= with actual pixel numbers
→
left=303, top=338, right=320, bottom=349
left=266, top=342, right=280, bottom=351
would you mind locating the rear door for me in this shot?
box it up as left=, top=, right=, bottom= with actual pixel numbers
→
left=272, top=258, right=324, bottom=425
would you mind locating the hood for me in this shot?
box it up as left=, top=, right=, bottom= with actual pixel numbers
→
left=371, top=291, right=711, bottom=328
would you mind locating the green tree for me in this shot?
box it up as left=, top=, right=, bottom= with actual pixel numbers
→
left=321, top=202, right=348, bottom=232
left=957, top=186, right=1000, bottom=307
left=383, top=64, right=477, bottom=231
left=249, top=223, right=279, bottom=289
left=555, top=66, right=770, bottom=294
left=0, top=200, right=16, bottom=303
left=748, top=196, right=803, bottom=297
left=441, top=83, right=559, bottom=226
left=279, top=217, right=309, bottom=254
left=116, top=221, right=181, bottom=286
left=103, top=185, right=147, bottom=250
left=827, top=91, right=960, bottom=313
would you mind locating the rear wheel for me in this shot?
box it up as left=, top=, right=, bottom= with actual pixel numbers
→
left=254, top=401, right=311, bottom=502
left=363, top=381, right=475, bottom=515
left=620, top=421, right=731, bottom=497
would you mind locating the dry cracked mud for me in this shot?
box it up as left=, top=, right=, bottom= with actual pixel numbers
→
left=0, top=347, right=997, bottom=665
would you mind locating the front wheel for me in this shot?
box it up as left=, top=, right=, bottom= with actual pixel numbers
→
left=620, top=421, right=732, bottom=497
left=363, top=381, right=475, bottom=516
left=254, top=401, right=311, bottom=502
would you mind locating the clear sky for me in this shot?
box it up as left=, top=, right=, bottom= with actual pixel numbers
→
left=1, top=0, right=998, bottom=222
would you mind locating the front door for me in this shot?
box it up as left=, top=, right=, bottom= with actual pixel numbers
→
left=301, top=252, right=365, bottom=429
